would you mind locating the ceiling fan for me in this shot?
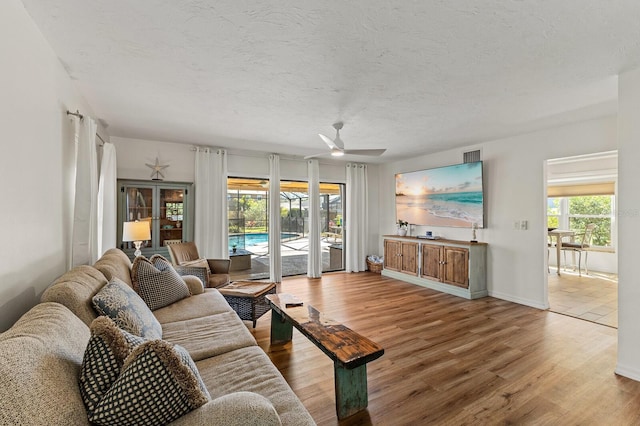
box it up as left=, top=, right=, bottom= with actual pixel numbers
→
left=304, top=122, right=387, bottom=159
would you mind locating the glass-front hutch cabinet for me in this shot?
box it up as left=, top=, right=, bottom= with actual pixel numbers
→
left=117, top=180, right=194, bottom=260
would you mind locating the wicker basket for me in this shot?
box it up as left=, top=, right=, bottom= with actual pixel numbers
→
left=367, top=258, right=383, bottom=273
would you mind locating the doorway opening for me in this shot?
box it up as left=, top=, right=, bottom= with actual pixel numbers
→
left=545, top=151, right=618, bottom=328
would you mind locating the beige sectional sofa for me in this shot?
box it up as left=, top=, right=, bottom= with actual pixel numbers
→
left=0, top=248, right=315, bottom=425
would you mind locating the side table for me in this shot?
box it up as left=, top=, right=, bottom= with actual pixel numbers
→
left=219, top=281, right=277, bottom=327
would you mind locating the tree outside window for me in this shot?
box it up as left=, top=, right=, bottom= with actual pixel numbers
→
left=547, top=198, right=560, bottom=229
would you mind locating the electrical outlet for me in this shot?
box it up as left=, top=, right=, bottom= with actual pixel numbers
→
left=520, top=220, right=528, bottom=230
left=514, top=221, right=520, bottom=230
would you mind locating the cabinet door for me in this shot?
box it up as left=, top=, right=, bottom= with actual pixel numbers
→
left=383, top=240, right=401, bottom=271
left=122, top=184, right=155, bottom=252
left=421, top=244, right=442, bottom=281
left=401, top=242, right=419, bottom=275
left=443, top=246, right=469, bottom=288
left=158, top=187, right=187, bottom=248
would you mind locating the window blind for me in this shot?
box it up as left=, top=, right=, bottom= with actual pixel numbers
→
left=547, top=182, right=615, bottom=197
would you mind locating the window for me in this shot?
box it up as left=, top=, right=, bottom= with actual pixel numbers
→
left=547, top=195, right=614, bottom=248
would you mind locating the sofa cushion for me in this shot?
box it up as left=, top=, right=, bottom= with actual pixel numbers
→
left=79, top=316, right=145, bottom=415
left=162, top=311, right=257, bottom=361
left=153, top=289, right=233, bottom=324
left=196, top=346, right=316, bottom=425
left=92, top=277, right=162, bottom=340
left=41, top=265, right=108, bottom=326
left=0, top=302, right=91, bottom=426
left=132, top=255, right=191, bottom=310
left=89, top=340, right=210, bottom=425
left=93, top=248, right=133, bottom=288
left=180, top=257, right=211, bottom=273
left=170, top=392, right=282, bottom=426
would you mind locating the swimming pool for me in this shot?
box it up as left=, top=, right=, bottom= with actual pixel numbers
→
left=229, top=232, right=298, bottom=250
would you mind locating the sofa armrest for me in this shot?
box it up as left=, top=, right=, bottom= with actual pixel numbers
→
left=174, top=266, right=209, bottom=287
left=181, top=275, right=205, bottom=295
left=207, top=259, right=231, bottom=274
left=169, top=392, right=282, bottom=426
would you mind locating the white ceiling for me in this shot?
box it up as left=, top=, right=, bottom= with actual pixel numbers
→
left=20, top=1, right=640, bottom=162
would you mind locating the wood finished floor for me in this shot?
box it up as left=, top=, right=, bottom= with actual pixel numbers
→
left=548, top=267, right=618, bottom=328
left=248, top=272, right=640, bottom=425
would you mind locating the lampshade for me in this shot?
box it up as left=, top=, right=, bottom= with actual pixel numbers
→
left=122, top=221, right=151, bottom=242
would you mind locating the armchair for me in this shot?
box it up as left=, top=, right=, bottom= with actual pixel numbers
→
left=167, top=242, right=230, bottom=288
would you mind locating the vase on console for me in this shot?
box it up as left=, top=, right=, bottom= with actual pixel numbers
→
left=397, top=219, right=408, bottom=236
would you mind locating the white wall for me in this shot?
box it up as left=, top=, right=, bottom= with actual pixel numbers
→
left=378, top=116, right=617, bottom=309
left=0, top=0, right=104, bottom=331
left=616, top=68, right=640, bottom=381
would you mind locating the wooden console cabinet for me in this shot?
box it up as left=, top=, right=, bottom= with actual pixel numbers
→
left=382, top=236, right=487, bottom=299
left=383, top=239, right=418, bottom=275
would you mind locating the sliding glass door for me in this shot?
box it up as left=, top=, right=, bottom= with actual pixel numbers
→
left=227, top=177, right=344, bottom=279
left=320, top=183, right=344, bottom=272
left=227, top=178, right=270, bottom=279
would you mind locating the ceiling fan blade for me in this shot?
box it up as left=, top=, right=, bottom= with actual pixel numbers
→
left=343, top=149, right=387, bottom=156
left=318, top=133, right=337, bottom=150
left=333, top=133, right=345, bottom=150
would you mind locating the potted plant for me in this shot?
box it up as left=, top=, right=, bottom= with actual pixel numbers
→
left=232, top=243, right=237, bottom=254
left=397, top=219, right=409, bottom=236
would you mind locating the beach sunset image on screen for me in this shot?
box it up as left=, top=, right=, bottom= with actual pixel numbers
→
left=395, top=161, right=484, bottom=228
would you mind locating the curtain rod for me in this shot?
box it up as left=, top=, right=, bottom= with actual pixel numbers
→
left=66, top=109, right=84, bottom=120
left=67, top=109, right=106, bottom=146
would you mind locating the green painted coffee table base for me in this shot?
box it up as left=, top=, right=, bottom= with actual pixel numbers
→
left=268, top=299, right=384, bottom=420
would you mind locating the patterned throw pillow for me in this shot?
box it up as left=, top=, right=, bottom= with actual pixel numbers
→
left=89, top=340, right=210, bottom=425
left=92, top=277, right=162, bottom=340
left=79, top=316, right=146, bottom=415
left=131, top=254, right=191, bottom=311
left=132, top=255, right=191, bottom=310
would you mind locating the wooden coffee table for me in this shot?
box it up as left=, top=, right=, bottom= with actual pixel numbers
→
left=266, top=294, right=384, bottom=420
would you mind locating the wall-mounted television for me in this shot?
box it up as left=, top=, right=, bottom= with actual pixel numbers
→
left=395, top=161, right=484, bottom=228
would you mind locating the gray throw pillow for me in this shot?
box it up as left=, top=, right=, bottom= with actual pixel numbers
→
left=92, top=277, right=162, bottom=340
left=132, top=255, right=191, bottom=310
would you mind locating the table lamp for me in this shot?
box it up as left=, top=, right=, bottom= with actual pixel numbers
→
left=122, top=220, right=151, bottom=257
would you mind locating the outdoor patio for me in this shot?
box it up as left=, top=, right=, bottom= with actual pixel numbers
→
left=229, top=235, right=340, bottom=280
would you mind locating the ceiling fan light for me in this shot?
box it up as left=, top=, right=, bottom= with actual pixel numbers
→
left=331, top=148, right=344, bottom=157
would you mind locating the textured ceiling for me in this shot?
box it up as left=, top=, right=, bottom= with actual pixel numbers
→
left=20, top=1, right=640, bottom=162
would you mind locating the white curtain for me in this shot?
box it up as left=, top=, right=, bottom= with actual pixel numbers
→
left=269, top=154, right=282, bottom=282
left=307, top=159, right=322, bottom=278
left=345, top=163, right=368, bottom=272
left=194, top=147, right=228, bottom=259
left=97, top=142, right=117, bottom=255
left=71, top=116, right=99, bottom=266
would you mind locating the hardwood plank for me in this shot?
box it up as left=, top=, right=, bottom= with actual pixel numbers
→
left=249, top=272, right=640, bottom=425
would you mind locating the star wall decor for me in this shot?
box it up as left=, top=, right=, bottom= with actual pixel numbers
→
left=146, top=157, right=169, bottom=181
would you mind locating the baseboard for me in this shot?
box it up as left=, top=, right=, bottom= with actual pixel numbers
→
left=615, top=364, right=640, bottom=382
left=488, top=290, right=548, bottom=310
